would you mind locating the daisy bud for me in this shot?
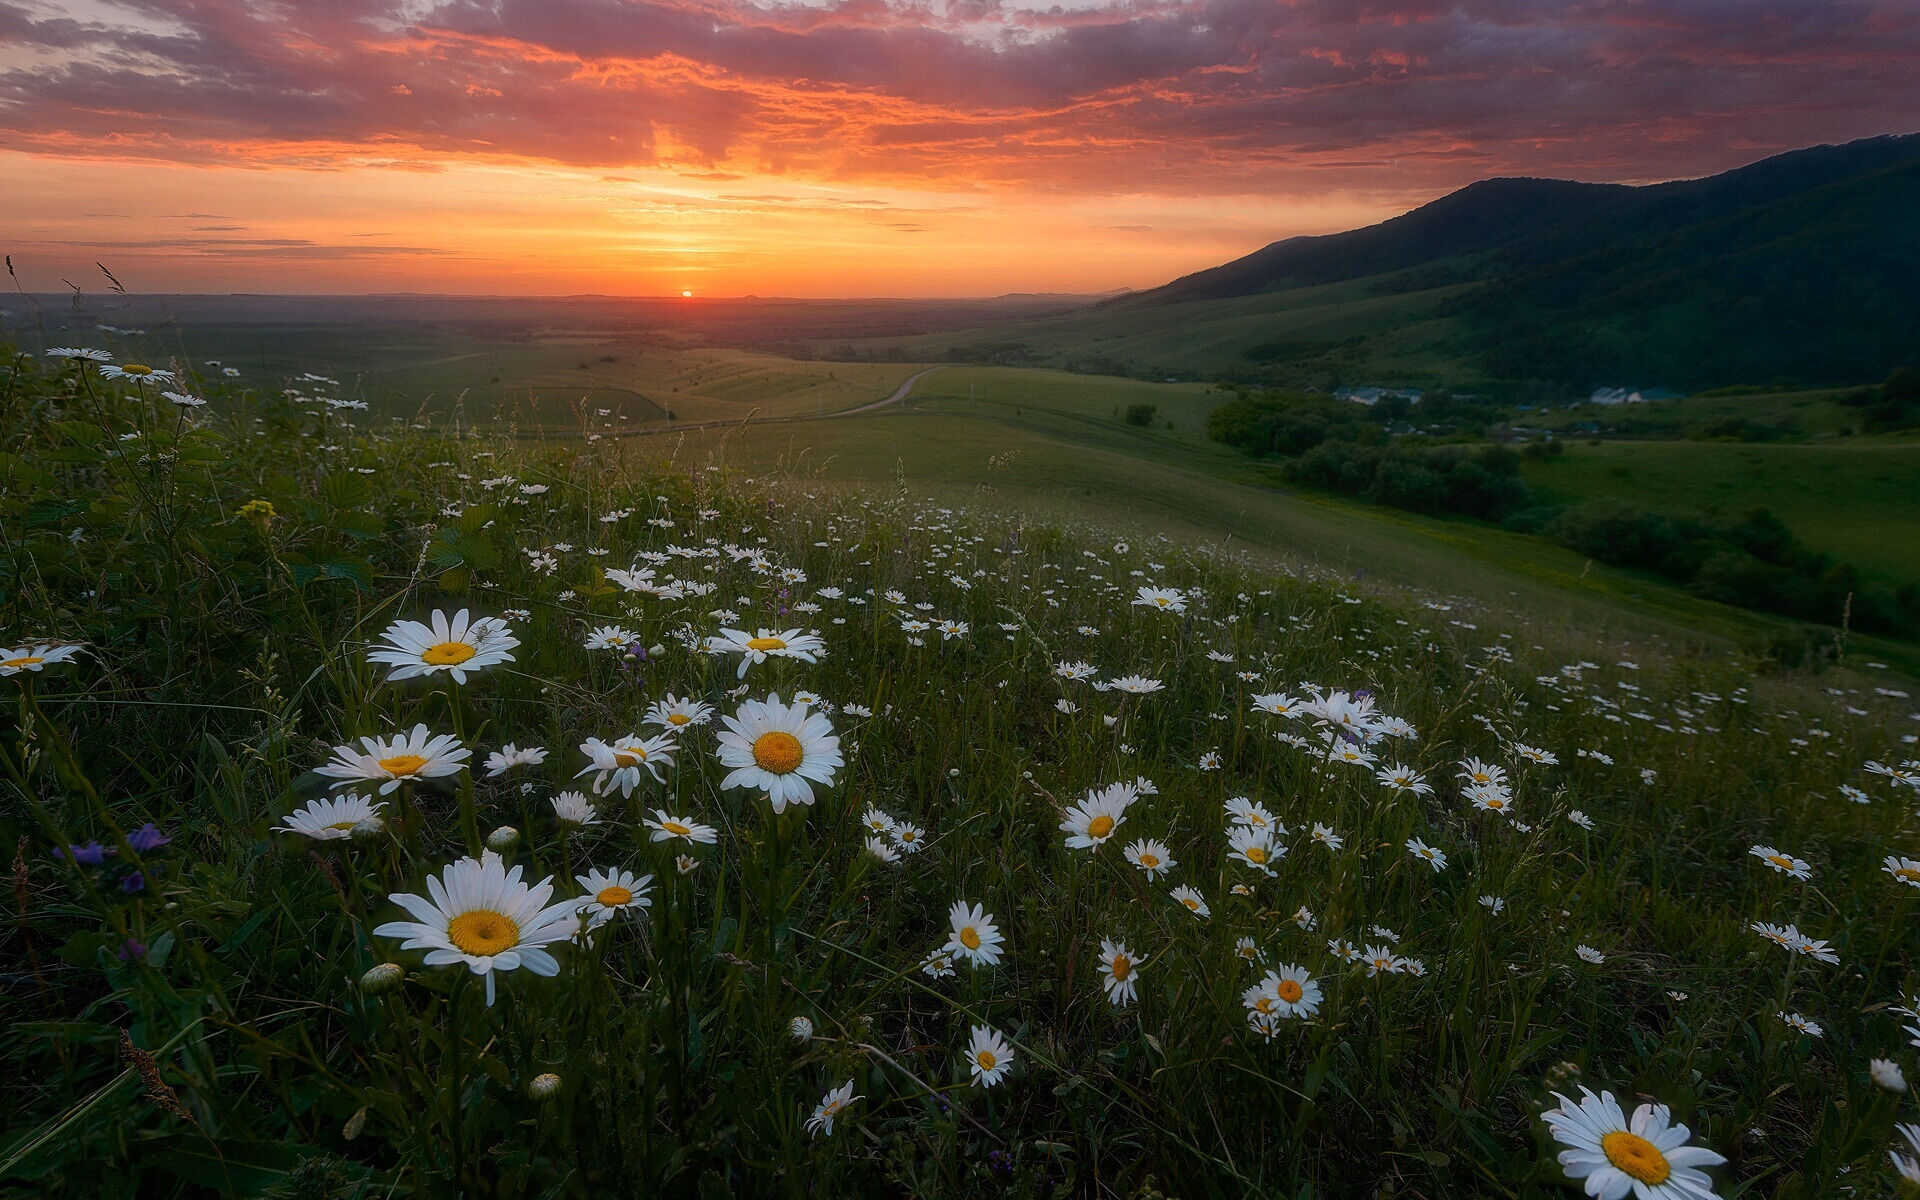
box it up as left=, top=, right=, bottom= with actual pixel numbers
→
left=359, top=962, right=405, bottom=995
left=486, top=825, right=520, bottom=852
left=789, top=1016, right=815, bottom=1043
left=676, top=854, right=700, bottom=875
left=528, top=1072, right=562, bottom=1100
left=647, top=643, right=666, bottom=659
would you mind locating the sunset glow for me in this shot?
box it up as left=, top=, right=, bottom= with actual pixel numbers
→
left=3, top=0, right=1916, bottom=296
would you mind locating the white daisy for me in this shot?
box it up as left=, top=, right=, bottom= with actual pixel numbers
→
left=483, top=743, right=547, bottom=777
left=575, top=733, right=678, bottom=798
left=316, top=724, right=469, bottom=795
left=704, top=627, right=826, bottom=678
left=0, top=643, right=85, bottom=676
left=713, top=693, right=843, bottom=813
left=367, top=609, right=517, bottom=684
left=1060, top=781, right=1136, bottom=851
left=273, top=793, right=385, bottom=840
left=372, top=851, right=581, bottom=1006
left=945, top=900, right=1004, bottom=968
left=966, top=1025, right=1014, bottom=1087
left=805, top=1080, right=860, bottom=1137
left=573, top=866, right=652, bottom=928
left=1542, top=1085, right=1726, bottom=1200
left=1098, top=938, right=1144, bottom=1006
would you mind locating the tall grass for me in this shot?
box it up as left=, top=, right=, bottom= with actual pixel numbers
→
left=1, top=345, right=1917, bottom=1197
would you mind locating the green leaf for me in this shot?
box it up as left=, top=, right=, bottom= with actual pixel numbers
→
left=143, top=1136, right=313, bottom=1194
left=322, top=473, right=369, bottom=509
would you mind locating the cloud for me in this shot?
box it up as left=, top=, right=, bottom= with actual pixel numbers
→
left=0, top=0, right=1914, bottom=198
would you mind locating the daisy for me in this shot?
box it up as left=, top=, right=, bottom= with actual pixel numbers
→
left=1405, top=837, right=1448, bottom=872
left=1133, top=586, right=1187, bottom=614
left=1227, top=826, right=1283, bottom=876
left=714, top=693, right=843, bottom=813
left=806, top=1080, right=860, bottom=1138
left=1514, top=744, right=1559, bottom=766
left=274, top=793, right=385, bottom=841
left=1777, top=1011, right=1822, bottom=1037
left=1108, top=675, right=1164, bottom=695
left=1309, top=823, right=1344, bottom=852
left=1099, top=939, right=1144, bottom=1006
left=1542, top=1086, right=1725, bottom=1200
left=1870, top=1059, right=1906, bottom=1091
left=1895, top=1123, right=1920, bottom=1185
left=1883, top=856, right=1920, bottom=888
left=1224, top=797, right=1281, bottom=832
left=484, top=743, right=547, bottom=777
left=1256, top=964, right=1322, bottom=1019
left=1363, top=945, right=1403, bottom=976
left=162, top=391, right=207, bottom=408
left=1789, top=930, right=1840, bottom=965
left=1233, top=936, right=1263, bottom=964
left=317, top=725, right=469, bottom=795
left=920, top=949, right=957, bottom=979
left=573, top=866, right=652, bottom=928
left=865, top=836, right=900, bottom=864
left=644, top=694, right=715, bottom=732
left=1465, top=783, right=1515, bottom=815
left=367, top=610, right=517, bottom=684
left=45, top=347, right=112, bottom=362
left=643, top=810, right=718, bottom=844
left=860, top=807, right=897, bottom=836
left=1458, top=757, right=1507, bottom=789
left=1250, top=693, right=1305, bottom=718
left=1061, top=782, right=1136, bottom=851
left=372, top=851, right=581, bottom=1006
left=1373, top=760, right=1429, bottom=796
left=1123, top=838, right=1175, bottom=880
left=1567, top=810, right=1595, bottom=830
left=1748, top=845, right=1811, bottom=880
left=550, top=791, right=600, bottom=829
left=1576, top=944, right=1606, bottom=964
left=0, top=643, right=85, bottom=676
left=892, top=823, right=927, bottom=852
left=1480, top=895, right=1506, bottom=914
left=583, top=624, right=639, bottom=652
left=946, top=900, right=1005, bottom=967
left=1170, top=885, right=1210, bottom=918
left=575, top=733, right=678, bottom=798
left=704, top=627, right=826, bottom=678
left=98, top=362, right=175, bottom=384
left=1054, top=660, right=1098, bottom=681
left=966, top=1025, right=1014, bottom=1088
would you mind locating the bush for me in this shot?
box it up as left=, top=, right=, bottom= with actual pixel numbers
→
left=1124, top=403, right=1157, bottom=426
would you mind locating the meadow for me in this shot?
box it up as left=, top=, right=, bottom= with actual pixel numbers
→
left=4, top=343, right=1920, bottom=1198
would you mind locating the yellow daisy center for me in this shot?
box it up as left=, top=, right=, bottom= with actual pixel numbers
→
left=1246, top=813, right=1267, bottom=827
left=1767, top=855, right=1793, bottom=869
left=1487, top=798, right=1506, bottom=810
left=899, top=830, right=917, bottom=842
left=662, top=820, right=691, bottom=836
left=421, top=641, right=478, bottom=666
left=1472, top=771, right=1490, bottom=783
left=745, top=636, right=787, bottom=651
left=1181, top=898, right=1199, bottom=910
left=1154, top=598, right=1170, bottom=607
left=379, top=753, right=428, bottom=776
left=959, top=926, right=982, bottom=950
left=1895, top=867, right=1920, bottom=883
left=1110, top=956, right=1131, bottom=981
left=123, top=363, right=154, bottom=375
left=326, top=820, right=358, bottom=831
left=667, top=713, right=691, bottom=725
left=975, top=1050, right=997, bottom=1070
left=596, top=885, right=634, bottom=907
left=614, top=748, right=648, bottom=766
left=1600, top=1131, right=1671, bottom=1185
left=752, top=730, right=804, bottom=774
left=1138, top=853, right=1159, bottom=868
left=1, top=656, right=44, bottom=669
left=1086, top=814, right=1115, bottom=839
left=1253, top=997, right=1275, bottom=1014
left=447, top=909, right=520, bottom=956
left=1245, top=846, right=1268, bottom=864
left=1276, top=979, right=1304, bottom=1003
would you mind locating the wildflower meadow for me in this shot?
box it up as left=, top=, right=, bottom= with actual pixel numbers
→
left=3, top=345, right=1919, bottom=1197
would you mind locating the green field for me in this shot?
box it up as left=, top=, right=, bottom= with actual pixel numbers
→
left=635, top=365, right=1920, bottom=675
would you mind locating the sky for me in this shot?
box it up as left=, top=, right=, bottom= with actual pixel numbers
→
left=2, top=0, right=1917, bottom=297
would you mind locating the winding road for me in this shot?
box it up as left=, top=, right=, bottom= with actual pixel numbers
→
left=617, top=365, right=944, bottom=438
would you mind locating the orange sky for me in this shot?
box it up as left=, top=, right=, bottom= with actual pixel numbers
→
left=3, top=0, right=1915, bottom=297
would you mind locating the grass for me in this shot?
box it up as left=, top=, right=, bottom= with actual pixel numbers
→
left=6, top=344, right=1920, bottom=1197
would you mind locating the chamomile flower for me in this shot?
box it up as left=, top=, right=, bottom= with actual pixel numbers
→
left=1363, top=945, right=1403, bottom=976
left=892, top=822, right=927, bottom=852
left=99, top=362, right=175, bottom=384
left=1777, top=1011, right=1822, bottom=1037
left=946, top=900, right=1005, bottom=967
left=714, top=693, right=843, bottom=812
left=1405, top=837, right=1448, bottom=872
left=1170, top=885, right=1210, bottom=918
left=1133, top=586, right=1187, bottom=614
left=1061, top=781, right=1136, bottom=851
left=704, top=627, right=825, bottom=678
left=372, top=851, right=581, bottom=1006
left=643, top=811, right=717, bottom=844
left=1108, top=675, right=1164, bottom=695
left=1227, top=825, right=1283, bottom=876
left=274, top=793, right=385, bottom=841
left=1224, top=797, right=1281, bottom=832
left=1376, top=764, right=1433, bottom=796
left=0, top=643, right=85, bottom=676
left=1749, top=845, right=1811, bottom=880
left=865, top=836, right=900, bottom=864
left=920, top=949, right=957, bottom=979
left=1576, top=944, right=1606, bottom=964
left=1098, top=939, right=1144, bottom=1006
left=1894, top=1123, right=1920, bottom=1184
left=1883, top=856, right=1920, bottom=888
left=368, top=609, right=517, bottom=683
left=1465, top=783, right=1515, bottom=815
left=583, top=624, right=639, bottom=652
left=806, top=1080, right=860, bottom=1138
left=966, top=1025, right=1014, bottom=1087
left=1123, top=838, right=1175, bottom=879
left=1309, top=823, right=1344, bottom=852
left=576, top=733, right=677, bottom=797
left=1250, top=692, right=1305, bottom=718
left=1542, top=1085, right=1726, bottom=1200
left=644, top=694, right=715, bottom=732
left=860, top=807, right=897, bottom=836
left=573, top=866, right=652, bottom=927
left=483, top=743, right=547, bottom=777
left=1458, top=757, right=1507, bottom=790
left=317, top=725, right=469, bottom=795
left=549, top=791, right=600, bottom=829
left=1252, top=964, right=1322, bottom=1019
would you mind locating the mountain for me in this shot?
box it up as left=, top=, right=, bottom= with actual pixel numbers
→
left=1041, top=133, right=1920, bottom=390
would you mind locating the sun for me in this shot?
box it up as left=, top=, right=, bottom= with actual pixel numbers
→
left=681, top=289, right=693, bottom=298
